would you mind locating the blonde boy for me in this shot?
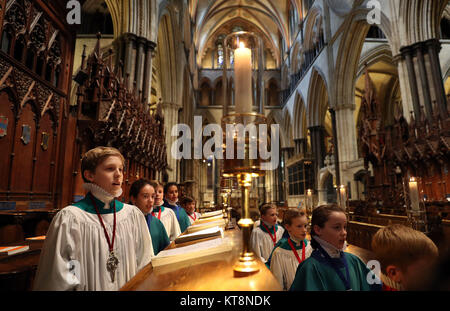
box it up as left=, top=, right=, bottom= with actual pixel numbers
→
left=371, top=224, right=438, bottom=290
left=250, top=203, right=285, bottom=264
left=33, top=147, right=153, bottom=291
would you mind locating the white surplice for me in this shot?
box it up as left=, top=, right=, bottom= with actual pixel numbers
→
left=250, top=221, right=285, bottom=263
left=269, top=237, right=313, bottom=290
left=155, top=204, right=181, bottom=241
left=33, top=184, right=153, bottom=291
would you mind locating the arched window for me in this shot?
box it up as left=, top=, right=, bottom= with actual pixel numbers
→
left=217, top=42, right=224, bottom=68
left=366, top=25, right=386, bottom=39
left=441, top=16, right=450, bottom=39
left=289, top=1, right=299, bottom=39
left=200, top=81, right=212, bottom=106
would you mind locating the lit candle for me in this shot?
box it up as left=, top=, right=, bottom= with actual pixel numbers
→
left=307, top=189, right=313, bottom=209
left=409, top=177, right=420, bottom=211
left=234, top=42, right=253, bottom=114
left=339, top=185, right=347, bottom=210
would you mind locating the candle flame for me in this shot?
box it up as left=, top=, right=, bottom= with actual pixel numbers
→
left=239, top=42, right=245, bottom=49
left=410, top=177, right=416, bottom=182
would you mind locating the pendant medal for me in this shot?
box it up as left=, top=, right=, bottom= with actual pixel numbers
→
left=107, top=251, right=119, bottom=282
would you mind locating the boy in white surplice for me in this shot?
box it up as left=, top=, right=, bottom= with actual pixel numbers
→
left=250, top=203, right=285, bottom=264
left=33, top=147, right=153, bottom=291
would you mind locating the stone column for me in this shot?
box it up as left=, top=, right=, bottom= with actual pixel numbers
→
left=122, top=33, right=136, bottom=90
left=399, top=45, right=422, bottom=120
left=281, top=147, right=291, bottom=201
left=309, top=126, right=326, bottom=165
left=329, top=108, right=340, bottom=186
left=425, top=39, right=448, bottom=117
left=413, top=42, right=433, bottom=122
left=398, top=39, right=448, bottom=121
left=135, top=37, right=147, bottom=98
left=142, top=41, right=156, bottom=108
left=162, top=101, right=181, bottom=182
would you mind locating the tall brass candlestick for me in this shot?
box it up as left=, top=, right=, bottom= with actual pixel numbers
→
left=233, top=173, right=259, bottom=277
left=221, top=113, right=266, bottom=277
left=222, top=31, right=265, bottom=277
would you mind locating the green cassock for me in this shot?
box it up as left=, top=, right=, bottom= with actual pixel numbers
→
left=290, top=250, right=381, bottom=291
left=145, top=213, right=170, bottom=255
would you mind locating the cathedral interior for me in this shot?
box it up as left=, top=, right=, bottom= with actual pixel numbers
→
left=0, top=0, right=449, bottom=291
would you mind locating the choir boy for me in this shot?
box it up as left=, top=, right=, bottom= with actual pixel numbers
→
left=250, top=203, right=285, bottom=264
left=270, top=209, right=312, bottom=290
left=163, top=182, right=191, bottom=233
left=130, top=179, right=170, bottom=255
left=33, top=147, right=153, bottom=291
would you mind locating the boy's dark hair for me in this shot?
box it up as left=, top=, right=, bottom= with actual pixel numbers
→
left=164, top=182, right=178, bottom=194
left=129, top=179, right=152, bottom=199
left=310, top=204, right=346, bottom=249
left=179, top=196, right=195, bottom=206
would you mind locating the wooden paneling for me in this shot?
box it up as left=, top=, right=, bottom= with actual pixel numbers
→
left=347, top=221, right=383, bottom=251
left=0, top=0, right=75, bottom=209
left=10, top=103, right=36, bottom=192
left=0, top=91, right=15, bottom=192
left=33, top=112, right=55, bottom=193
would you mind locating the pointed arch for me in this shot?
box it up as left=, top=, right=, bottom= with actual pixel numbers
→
left=156, top=11, right=177, bottom=104
left=333, top=9, right=392, bottom=111
left=293, top=91, right=307, bottom=139
left=267, top=109, right=287, bottom=149
left=302, top=5, right=323, bottom=51
left=282, top=108, right=294, bottom=148
left=307, top=68, right=329, bottom=127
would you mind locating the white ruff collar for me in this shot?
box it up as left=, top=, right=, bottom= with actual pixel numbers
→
left=83, top=183, right=122, bottom=209
left=380, top=273, right=404, bottom=291
left=313, top=235, right=348, bottom=258
left=154, top=201, right=164, bottom=208
left=166, top=199, right=178, bottom=206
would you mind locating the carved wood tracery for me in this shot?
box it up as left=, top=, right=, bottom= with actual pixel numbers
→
left=74, top=34, right=168, bottom=197
left=357, top=68, right=450, bottom=221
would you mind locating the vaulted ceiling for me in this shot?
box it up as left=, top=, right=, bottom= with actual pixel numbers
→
left=190, top=0, right=294, bottom=67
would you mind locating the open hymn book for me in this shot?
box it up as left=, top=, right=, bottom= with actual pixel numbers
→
left=186, top=218, right=226, bottom=233
left=199, top=210, right=223, bottom=219
left=151, top=237, right=233, bottom=268
left=175, top=226, right=224, bottom=244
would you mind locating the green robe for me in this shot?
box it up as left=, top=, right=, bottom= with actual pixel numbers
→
left=73, top=192, right=124, bottom=214
left=290, top=250, right=381, bottom=291
left=145, top=213, right=170, bottom=255
left=163, top=200, right=191, bottom=233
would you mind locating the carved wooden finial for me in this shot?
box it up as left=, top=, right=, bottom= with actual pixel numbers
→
left=94, top=32, right=102, bottom=56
